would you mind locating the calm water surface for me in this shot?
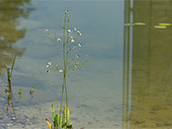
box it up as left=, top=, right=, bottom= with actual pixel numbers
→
left=1, top=0, right=172, bottom=129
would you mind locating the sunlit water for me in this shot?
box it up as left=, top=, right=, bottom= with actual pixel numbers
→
left=2, top=0, right=172, bottom=129
left=0, top=1, right=123, bottom=128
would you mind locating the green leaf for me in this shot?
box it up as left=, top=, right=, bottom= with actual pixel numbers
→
left=51, top=104, right=54, bottom=112
left=159, top=23, right=171, bottom=26
left=18, top=88, right=22, bottom=98
left=67, top=121, right=73, bottom=128
left=52, top=111, right=56, bottom=121
left=63, top=104, right=70, bottom=121
left=11, top=55, right=16, bottom=75
left=134, top=22, right=146, bottom=25
left=57, top=115, right=62, bottom=127
left=19, top=88, right=22, bottom=93
left=51, top=104, right=56, bottom=122
left=53, top=114, right=58, bottom=128
left=62, top=122, right=67, bottom=128
left=124, top=23, right=135, bottom=26
left=154, top=25, right=167, bottom=29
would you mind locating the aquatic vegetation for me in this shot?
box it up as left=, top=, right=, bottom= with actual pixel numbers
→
left=125, top=22, right=172, bottom=29
left=154, top=23, right=171, bottom=29
left=3, top=55, right=35, bottom=116
left=5, top=55, right=16, bottom=116
left=45, top=9, right=88, bottom=129
left=18, top=88, right=22, bottom=98
left=158, top=23, right=171, bottom=26
left=154, top=25, right=167, bottom=29
left=124, top=22, right=146, bottom=26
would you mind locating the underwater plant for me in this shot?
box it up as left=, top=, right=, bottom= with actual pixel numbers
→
left=3, top=55, right=35, bottom=116
left=5, top=55, right=16, bottom=116
left=45, top=9, right=88, bottom=129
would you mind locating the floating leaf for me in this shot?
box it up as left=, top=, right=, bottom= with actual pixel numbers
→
left=159, top=23, right=171, bottom=26
left=134, top=22, right=146, bottom=25
left=124, top=23, right=135, bottom=26
left=154, top=25, right=167, bottom=29
left=46, top=119, right=52, bottom=129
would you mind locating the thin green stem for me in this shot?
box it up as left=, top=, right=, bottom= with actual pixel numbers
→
left=11, top=55, right=16, bottom=75
left=66, top=16, right=70, bottom=70
left=60, top=11, right=67, bottom=119
left=64, top=16, right=70, bottom=127
left=59, top=79, right=65, bottom=117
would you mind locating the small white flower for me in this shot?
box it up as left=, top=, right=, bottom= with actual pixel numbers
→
left=48, top=62, right=52, bottom=65
left=71, top=39, right=75, bottom=43
left=59, top=69, right=63, bottom=73
left=74, top=65, right=77, bottom=68
left=46, top=65, right=49, bottom=68
left=78, top=43, right=81, bottom=48
left=74, top=27, right=77, bottom=31
left=57, top=38, right=61, bottom=42
left=76, top=55, right=80, bottom=58
left=70, top=36, right=74, bottom=39
left=68, top=29, right=71, bottom=33
left=45, top=29, right=48, bottom=32
left=77, top=31, right=82, bottom=36
left=65, top=10, right=68, bottom=13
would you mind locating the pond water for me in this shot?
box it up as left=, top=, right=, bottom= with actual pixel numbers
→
left=1, top=0, right=172, bottom=129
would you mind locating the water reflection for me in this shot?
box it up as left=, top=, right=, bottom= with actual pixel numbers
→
left=0, top=0, right=34, bottom=75
left=123, top=0, right=172, bottom=128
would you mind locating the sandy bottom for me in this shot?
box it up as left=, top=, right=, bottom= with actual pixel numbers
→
left=0, top=101, right=122, bottom=129
left=0, top=85, right=122, bottom=129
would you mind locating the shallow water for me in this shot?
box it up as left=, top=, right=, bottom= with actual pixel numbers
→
left=1, top=0, right=172, bottom=129
left=0, top=1, right=123, bottom=128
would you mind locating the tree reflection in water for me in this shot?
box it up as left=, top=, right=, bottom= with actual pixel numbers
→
left=0, top=0, right=34, bottom=117
left=0, top=0, right=34, bottom=75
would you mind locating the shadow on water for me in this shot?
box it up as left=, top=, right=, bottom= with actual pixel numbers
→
left=123, top=0, right=172, bottom=129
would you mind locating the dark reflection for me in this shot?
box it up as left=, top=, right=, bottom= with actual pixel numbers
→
left=123, top=0, right=172, bottom=128
left=0, top=0, right=34, bottom=75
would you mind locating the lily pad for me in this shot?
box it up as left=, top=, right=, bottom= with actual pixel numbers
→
left=159, top=23, right=171, bottom=26
left=124, top=23, right=135, bottom=26
left=154, top=25, right=167, bottom=29
left=134, top=22, right=146, bottom=25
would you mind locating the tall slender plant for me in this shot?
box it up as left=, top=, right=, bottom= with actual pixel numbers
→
left=45, top=9, right=88, bottom=129
left=5, top=55, right=16, bottom=116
